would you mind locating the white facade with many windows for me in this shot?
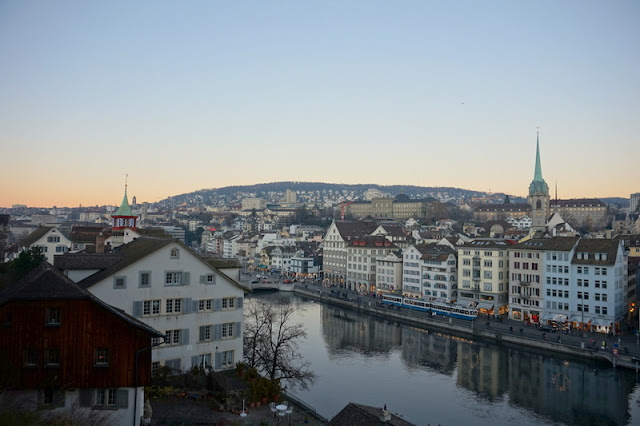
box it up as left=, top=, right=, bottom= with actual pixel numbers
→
left=73, top=239, right=246, bottom=373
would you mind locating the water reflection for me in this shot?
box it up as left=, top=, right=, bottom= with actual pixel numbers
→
left=252, top=294, right=638, bottom=425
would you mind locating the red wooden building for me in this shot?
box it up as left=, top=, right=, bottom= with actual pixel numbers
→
left=0, top=262, right=163, bottom=424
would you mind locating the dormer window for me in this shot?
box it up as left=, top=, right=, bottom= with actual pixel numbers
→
left=170, top=248, right=179, bottom=259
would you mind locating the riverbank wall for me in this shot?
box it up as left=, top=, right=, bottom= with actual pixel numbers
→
left=293, top=287, right=640, bottom=372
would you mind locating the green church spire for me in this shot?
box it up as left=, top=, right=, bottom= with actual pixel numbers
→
left=113, top=177, right=134, bottom=217
left=529, top=129, right=549, bottom=196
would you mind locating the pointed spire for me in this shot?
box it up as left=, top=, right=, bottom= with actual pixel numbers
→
left=529, top=128, right=549, bottom=196
left=113, top=176, right=134, bottom=217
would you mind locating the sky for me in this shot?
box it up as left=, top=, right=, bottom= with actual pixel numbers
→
left=1, top=1, right=638, bottom=208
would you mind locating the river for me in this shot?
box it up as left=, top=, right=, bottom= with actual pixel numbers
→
left=249, top=292, right=640, bottom=425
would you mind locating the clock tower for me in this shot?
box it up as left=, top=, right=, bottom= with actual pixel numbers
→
left=528, top=130, right=550, bottom=232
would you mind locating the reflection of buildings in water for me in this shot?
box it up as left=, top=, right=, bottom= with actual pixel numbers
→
left=507, top=349, right=546, bottom=412
left=400, top=327, right=456, bottom=375
left=456, top=342, right=508, bottom=402
left=540, top=360, right=633, bottom=425
left=320, top=305, right=401, bottom=356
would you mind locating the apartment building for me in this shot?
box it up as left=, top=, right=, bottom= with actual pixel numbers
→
left=346, top=235, right=397, bottom=294
left=457, top=240, right=510, bottom=316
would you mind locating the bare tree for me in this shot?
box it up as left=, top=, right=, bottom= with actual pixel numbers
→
left=243, top=300, right=316, bottom=389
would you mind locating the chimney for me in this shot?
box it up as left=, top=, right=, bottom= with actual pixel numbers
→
left=380, top=404, right=391, bottom=422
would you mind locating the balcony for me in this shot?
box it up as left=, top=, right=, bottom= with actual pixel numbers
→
left=520, top=281, right=531, bottom=286
left=521, top=293, right=530, bottom=299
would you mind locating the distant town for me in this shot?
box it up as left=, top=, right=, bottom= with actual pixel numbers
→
left=1, top=142, right=639, bottom=424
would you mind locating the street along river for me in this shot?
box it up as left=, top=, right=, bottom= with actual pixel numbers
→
left=249, top=292, right=640, bottom=425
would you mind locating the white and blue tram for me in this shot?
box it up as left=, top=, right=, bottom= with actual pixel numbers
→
left=381, top=294, right=478, bottom=320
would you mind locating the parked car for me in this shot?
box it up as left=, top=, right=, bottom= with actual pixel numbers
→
left=283, top=279, right=292, bottom=284
left=539, top=324, right=555, bottom=333
left=250, top=279, right=259, bottom=284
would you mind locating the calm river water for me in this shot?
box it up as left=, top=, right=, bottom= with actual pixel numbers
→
left=250, top=292, right=640, bottom=426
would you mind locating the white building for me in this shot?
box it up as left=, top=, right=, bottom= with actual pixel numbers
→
left=346, top=235, right=397, bottom=294
left=375, top=251, right=403, bottom=295
left=58, top=238, right=247, bottom=373
left=402, top=243, right=458, bottom=302
left=19, top=226, right=71, bottom=264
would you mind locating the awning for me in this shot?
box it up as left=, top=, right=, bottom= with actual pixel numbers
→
left=541, top=312, right=553, bottom=321
left=569, top=315, right=582, bottom=322
left=477, top=302, right=494, bottom=310
left=591, top=318, right=609, bottom=326
left=551, top=314, right=568, bottom=322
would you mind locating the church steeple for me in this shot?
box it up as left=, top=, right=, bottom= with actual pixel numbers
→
left=528, top=129, right=550, bottom=232
left=529, top=129, right=549, bottom=196
left=112, top=176, right=137, bottom=230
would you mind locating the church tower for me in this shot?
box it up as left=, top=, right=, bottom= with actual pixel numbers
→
left=528, top=130, right=550, bottom=231
left=111, top=181, right=138, bottom=230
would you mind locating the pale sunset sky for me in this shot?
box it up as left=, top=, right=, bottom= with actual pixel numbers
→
left=1, top=1, right=638, bottom=208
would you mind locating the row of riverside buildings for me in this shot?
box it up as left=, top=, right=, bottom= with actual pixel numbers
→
left=0, top=186, right=247, bottom=424
left=323, top=134, right=632, bottom=334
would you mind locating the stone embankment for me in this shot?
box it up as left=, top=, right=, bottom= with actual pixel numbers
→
left=293, top=286, right=640, bottom=372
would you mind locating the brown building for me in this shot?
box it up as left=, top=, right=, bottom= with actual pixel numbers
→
left=0, top=263, right=163, bottom=424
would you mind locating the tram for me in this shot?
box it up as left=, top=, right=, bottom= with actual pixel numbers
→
left=381, top=294, right=478, bottom=320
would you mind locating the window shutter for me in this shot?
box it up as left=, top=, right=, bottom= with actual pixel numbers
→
left=235, top=322, right=241, bottom=337
left=214, top=324, right=222, bottom=341
left=79, top=389, right=93, bottom=407
left=191, top=355, right=199, bottom=369
left=183, top=298, right=192, bottom=314
left=200, top=275, right=206, bottom=284
left=236, top=297, right=243, bottom=308
left=214, top=298, right=222, bottom=311
left=181, top=328, right=189, bottom=345
left=182, top=272, right=190, bottom=285
left=132, top=301, right=142, bottom=317
left=116, top=389, right=129, bottom=409
left=192, top=300, right=199, bottom=312
left=54, top=390, right=65, bottom=407
left=215, top=352, right=222, bottom=370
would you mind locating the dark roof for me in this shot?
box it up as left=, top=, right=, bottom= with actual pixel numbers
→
left=512, top=237, right=580, bottom=252
left=414, top=243, right=455, bottom=261
left=19, top=226, right=53, bottom=246
left=54, top=252, right=121, bottom=271
left=459, top=239, right=512, bottom=249
left=347, top=235, right=397, bottom=249
left=76, top=238, right=175, bottom=289
left=551, top=198, right=606, bottom=208
left=0, top=263, right=163, bottom=337
left=70, top=225, right=110, bottom=243
left=328, top=403, right=414, bottom=426
left=473, top=203, right=530, bottom=212
left=378, top=224, right=406, bottom=237
left=572, top=239, right=621, bottom=265
left=335, top=221, right=378, bottom=239
left=204, top=257, right=242, bottom=269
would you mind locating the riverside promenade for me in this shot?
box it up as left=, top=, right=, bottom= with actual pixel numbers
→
left=293, top=283, right=640, bottom=372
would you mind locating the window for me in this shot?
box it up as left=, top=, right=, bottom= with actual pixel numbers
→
left=165, top=329, right=182, bottom=345
left=602, top=294, right=607, bottom=302
left=199, top=299, right=213, bottom=311
left=143, top=300, right=161, bottom=316
left=483, top=282, right=492, bottom=292
left=95, top=348, right=109, bottom=366
left=602, top=307, right=608, bottom=315
left=165, top=272, right=182, bottom=286
left=170, top=248, right=180, bottom=259
left=222, top=322, right=235, bottom=338
left=46, top=307, right=61, bottom=325
left=166, top=299, right=182, bottom=314
left=152, top=362, right=160, bottom=376
left=221, top=350, right=234, bottom=368
left=139, top=272, right=151, bottom=287
left=199, top=325, right=212, bottom=342
left=55, top=246, right=67, bottom=253
left=23, top=348, right=38, bottom=367
left=198, top=354, right=212, bottom=368
left=96, top=389, right=116, bottom=406
left=207, top=274, right=215, bottom=284
left=47, top=236, right=60, bottom=243
left=222, top=298, right=235, bottom=310
left=45, top=348, right=60, bottom=366
left=114, top=276, right=126, bottom=289
left=577, top=292, right=583, bottom=299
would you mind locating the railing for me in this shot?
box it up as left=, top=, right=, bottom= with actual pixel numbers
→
left=281, top=388, right=329, bottom=423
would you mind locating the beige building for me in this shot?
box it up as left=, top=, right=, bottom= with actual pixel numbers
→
left=457, top=240, right=510, bottom=316
left=375, top=251, right=403, bottom=295
left=241, top=198, right=266, bottom=211
left=346, top=194, right=447, bottom=221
